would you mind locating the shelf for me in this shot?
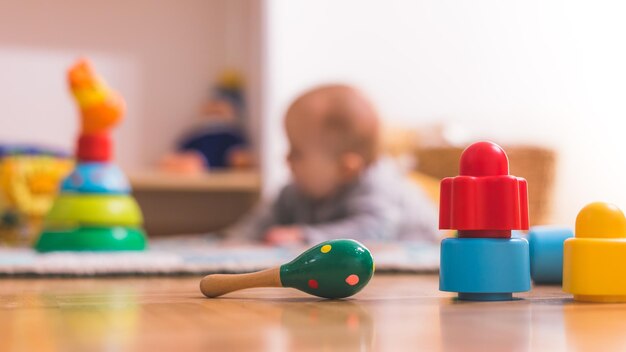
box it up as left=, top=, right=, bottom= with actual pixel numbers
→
left=128, top=169, right=261, bottom=192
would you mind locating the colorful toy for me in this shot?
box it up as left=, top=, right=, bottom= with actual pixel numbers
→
left=34, top=59, right=147, bottom=252
left=563, top=202, right=626, bottom=302
left=439, top=141, right=531, bottom=301
left=160, top=70, right=252, bottom=173
left=0, top=150, right=72, bottom=245
left=528, top=226, right=573, bottom=284
left=200, top=239, right=374, bottom=299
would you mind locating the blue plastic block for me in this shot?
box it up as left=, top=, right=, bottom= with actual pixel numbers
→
left=528, top=226, right=573, bottom=285
left=440, top=238, right=531, bottom=301
left=61, top=162, right=130, bottom=194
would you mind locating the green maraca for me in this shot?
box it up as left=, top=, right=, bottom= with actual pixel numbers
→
left=200, top=239, right=375, bottom=299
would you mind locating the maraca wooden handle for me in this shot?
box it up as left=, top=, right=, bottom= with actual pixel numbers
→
left=200, top=267, right=282, bottom=298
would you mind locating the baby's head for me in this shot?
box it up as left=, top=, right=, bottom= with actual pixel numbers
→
left=285, top=84, right=380, bottom=199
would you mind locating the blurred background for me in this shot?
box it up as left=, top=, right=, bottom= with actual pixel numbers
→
left=1, top=0, right=625, bottom=239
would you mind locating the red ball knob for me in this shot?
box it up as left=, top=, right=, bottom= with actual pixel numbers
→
left=460, top=141, right=509, bottom=176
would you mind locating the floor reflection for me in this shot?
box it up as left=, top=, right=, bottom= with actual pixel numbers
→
left=195, top=297, right=374, bottom=351
left=279, top=300, right=374, bottom=351
left=563, top=301, right=626, bottom=351
left=4, top=288, right=139, bottom=351
left=439, top=299, right=532, bottom=352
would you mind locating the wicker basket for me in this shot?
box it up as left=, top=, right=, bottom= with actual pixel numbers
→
left=416, top=145, right=557, bottom=226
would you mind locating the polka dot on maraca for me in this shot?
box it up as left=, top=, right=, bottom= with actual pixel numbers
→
left=308, top=279, right=319, bottom=289
left=345, top=274, right=359, bottom=286
left=320, top=244, right=332, bottom=253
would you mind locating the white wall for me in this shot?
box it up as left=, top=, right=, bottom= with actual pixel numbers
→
left=263, top=0, right=626, bottom=225
left=0, top=0, right=261, bottom=169
left=3, top=0, right=626, bottom=226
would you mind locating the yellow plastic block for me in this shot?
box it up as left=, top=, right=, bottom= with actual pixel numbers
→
left=563, top=202, right=626, bottom=302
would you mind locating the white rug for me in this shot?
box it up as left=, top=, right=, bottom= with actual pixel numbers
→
left=0, top=236, right=440, bottom=276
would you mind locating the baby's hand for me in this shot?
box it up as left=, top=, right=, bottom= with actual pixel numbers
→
left=264, top=226, right=304, bottom=246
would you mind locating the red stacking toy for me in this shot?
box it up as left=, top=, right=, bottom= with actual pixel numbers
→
left=439, top=141, right=529, bottom=238
left=76, top=133, right=113, bottom=162
left=439, top=141, right=531, bottom=301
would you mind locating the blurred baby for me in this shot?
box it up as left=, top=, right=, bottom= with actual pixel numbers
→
left=231, top=84, right=439, bottom=245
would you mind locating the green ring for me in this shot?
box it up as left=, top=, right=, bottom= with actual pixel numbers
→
left=35, top=226, right=147, bottom=252
left=44, top=194, right=143, bottom=227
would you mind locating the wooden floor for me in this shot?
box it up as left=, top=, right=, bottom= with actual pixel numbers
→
left=1, top=274, right=625, bottom=351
